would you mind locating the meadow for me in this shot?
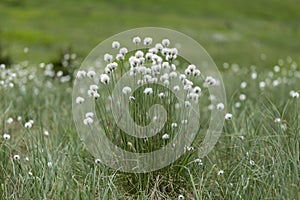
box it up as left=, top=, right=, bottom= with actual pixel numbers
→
left=0, top=0, right=300, bottom=199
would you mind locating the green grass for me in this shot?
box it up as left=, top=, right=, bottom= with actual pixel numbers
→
left=0, top=0, right=300, bottom=199
left=1, top=0, right=300, bottom=66
left=1, top=38, right=300, bottom=199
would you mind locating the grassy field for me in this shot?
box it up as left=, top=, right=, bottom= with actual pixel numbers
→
left=0, top=0, right=300, bottom=199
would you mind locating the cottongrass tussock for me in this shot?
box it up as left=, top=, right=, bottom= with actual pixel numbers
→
left=74, top=35, right=225, bottom=158
left=72, top=34, right=226, bottom=197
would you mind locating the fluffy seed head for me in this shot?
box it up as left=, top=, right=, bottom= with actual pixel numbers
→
left=112, top=41, right=120, bottom=49
left=3, top=133, right=10, bottom=140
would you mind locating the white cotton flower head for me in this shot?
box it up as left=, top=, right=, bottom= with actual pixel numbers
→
left=100, top=74, right=110, bottom=84
left=162, top=48, right=169, bottom=56
left=163, top=80, right=170, bottom=87
left=87, top=89, right=95, bottom=97
left=145, top=52, right=153, bottom=60
left=87, top=90, right=100, bottom=99
left=155, top=43, right=163, bottom=51
left=187, top=92, right=199, bottom=101
left=240, top=82, right=247, bottom=89
left=24, top=120, right=34, bottom=129
left=144, top=88, right=153, bottom=95
left=187, top=64, right=196, bottom=72
left=158, top=92, right=165, bottom=99
left=171, top=123, right=178, bottom=128
left=83, top=117, right=94, bottom=125
left=119, top=47, right=128, bottom=55
left=56, top=70, right=63, bottom=77
left=162, top=133, right=170, bottom=140
left=17, top=116, right=22, bottom=121
left=104, top=53, right=113, bottom=62
left=259, top=81, right=266, bottom=89
left=85, top=112, right=94, bottom=118
left=39, top=62, right=46, bottom=69
left=194, top=158, right=203, bottom=166
left=144, top=75, right=152, bottom=82
left=161, top=62, right=169, bottom=70
left=205, top=76, right=217, bottom=86
left=235, top=102, right=241, bottom=108
left=143, top=37, right=153, bottom=45
left=274, top=65, right=280, bottom=72
left=249, top=160, right=255, bottom=166
left=239, top=94, right=247, bottom=101
left=162, top=39, right=170, bottom=46
left=184, top=146, right=194, bottom=152
left=217, top=169, right=224, bottom=176
left=116, top=54, right=124, bottom=61
left=184, top=68, right=191, bottom=76
left=8, top=82, right=14, bottom=88
left=251, top=72, right=257, bottom=79
left=112, top=41, right=120, bottom=49
left=193, top=69, right=201, bottom=76
left=144, top=67, right=151, bottom=75
left=193, top=86, right=201, bottom=94
left=133, top=36, right=141, bottom=44
left=183, top=79, right=193, bottom=86
left=274, top=118, right=281, bottom=123
left=47, top=161, right=53, bottom=168
left=272, top=79, right=280, bottom=87
left=239, top=135, right=245, bottom=141
left=129, top=96, right=135, bottom=102
left=43, top=130, right=49, bottom=136
left=170, top=48, right=178, bottom=56
left=171, top=63, right=176, bottom=71
left=104, top=66, right=112, bottom=74
left=0, top=64, right=6, bottom=70
left=89, top=84, right=99, bottom=91
left=135, top=50, right=144, bottom=58
left=184, top=101, right=191, bottom=108
left=148, top=48, right=158, bottom=54
left=225, top=113, right=232, bottom=120
left=122, top=86, right=132, bottom=95
left=76, top=96, right=85, bottom=104
left=6, top=117, right=13, bottom=124
left=3, top=133, right=10, bottom=140
left=137, top=79, right=144, bottom=85
left=290, top=90, right=299, bottom=98
left=13, top=155, right=20, bottom=160
left=129, top=56, right=139, bottom=67
left=151, top=54, right=162, bottom=64
left=179, top=74, right=186, bottom=81
left=280, top=123, right=287, bottom=131
left=111, top=62, right=118, bottom=70
left=173, top=85, right=180, bottom=92
left=87, top=70, right=96, bottom=78
left=95, top=158, right=101, bottom=164
left=76, top=70, right=86, bottom=79
left=216, top=103, right=225, bottom=110
left=169, top=71, right=177, bottom=79
left=160, top=73, right=169, bottom=82
left=181, top=119, right=188, bottom=125
left=178, top=194, right=185, bottom=200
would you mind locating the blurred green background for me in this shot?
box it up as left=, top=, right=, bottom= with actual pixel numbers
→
left=0, top=0, right=300, bottom=67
